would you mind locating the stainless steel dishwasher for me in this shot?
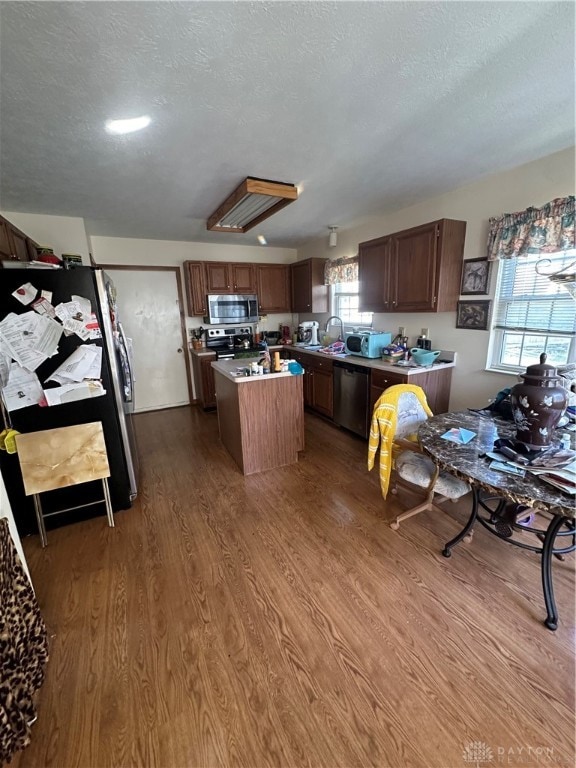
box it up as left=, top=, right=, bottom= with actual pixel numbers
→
left=333, top=360, right=370, bottom=439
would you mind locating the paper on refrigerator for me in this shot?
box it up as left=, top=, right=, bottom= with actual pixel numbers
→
left=0, top=311, right=62, bottom=371
left=1, top=363, right=45, bottom=411
left=43, top=380, right=106, bottom=406
left=55, top=297, right=93, bottom=340
left=46, top=344, right=101, bottom=384
left=11, top=282, right=38, bottom=305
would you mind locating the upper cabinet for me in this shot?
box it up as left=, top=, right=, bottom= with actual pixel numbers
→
left=358, top=236, right=392, bottom=313
left=256, top=264, right=291, bottom=313
left=205, top=261, right=255, bottom=294
left=291, top=258, right=328, bottom=314
left=0, top=215, right=36, bottom=263
left=184, top=261, right=208, bottom=317
left=359, top=218, right=466, bottom=313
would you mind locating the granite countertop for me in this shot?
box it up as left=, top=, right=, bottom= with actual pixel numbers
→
left=211, top=357, right=297, bottom=383
left=418, top=411, right=574, bottom=518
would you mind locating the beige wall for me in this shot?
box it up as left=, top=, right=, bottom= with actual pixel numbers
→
left=89, top=235, right=299, bottom=336
left=298, top=146, right=576, bottom=411
left=1, top=211, right=91, bottom=264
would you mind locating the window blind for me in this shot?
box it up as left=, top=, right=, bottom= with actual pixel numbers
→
left=494, top=252, right=576, bottom=336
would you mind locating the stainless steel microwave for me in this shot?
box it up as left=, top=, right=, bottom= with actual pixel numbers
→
left=205, top=294, right=259, bottom=325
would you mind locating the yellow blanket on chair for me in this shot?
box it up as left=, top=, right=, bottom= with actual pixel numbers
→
left=367, top=384, right=432, bottom=499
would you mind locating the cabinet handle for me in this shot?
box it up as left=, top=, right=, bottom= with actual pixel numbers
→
left=433, top=296, right=437, bottom=305
left=392, top=300, right=396, bottom=306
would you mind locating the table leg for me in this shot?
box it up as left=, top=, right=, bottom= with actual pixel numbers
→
left=442, top=486, right=478, bottom=558
left=541, top=514, right=565, bottom=631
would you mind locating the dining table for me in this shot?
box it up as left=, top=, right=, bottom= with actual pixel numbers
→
left=418, top=410, right=575, bottom=631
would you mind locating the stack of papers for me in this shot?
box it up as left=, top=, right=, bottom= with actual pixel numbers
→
left=486, top=447, right=576, bottom=495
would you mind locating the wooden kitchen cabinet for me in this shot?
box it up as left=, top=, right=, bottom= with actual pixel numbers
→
left=0, top=214, right=34, bottom=263
left=291, top=258, right=328, bottom=313
left=359, top=218, right=466, bottom=313
left=289, top=350, right=333, bottom=418
left=184, top=261, right=208, bottom=317
left=205, top=262, right=255, bottom=294
left=256, top=263, right=291, bottom=313
left=191, top=352, right=217, bottom=409
left=358, top=236, right=391, bottom=312
left=370, top=366, right=453, bottom=415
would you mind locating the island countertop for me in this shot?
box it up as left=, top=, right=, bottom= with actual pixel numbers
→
left=211, top=357, right=298, bottom=382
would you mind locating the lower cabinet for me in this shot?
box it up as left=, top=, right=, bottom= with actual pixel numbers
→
left=288, top=350, right=333, bottom=419
left=370, top=367, right=453, bottom=415
left=192, top=352, right=217, bottom=409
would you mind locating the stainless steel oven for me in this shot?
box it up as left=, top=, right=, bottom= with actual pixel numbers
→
left=205, top=326, right=257, bottom=358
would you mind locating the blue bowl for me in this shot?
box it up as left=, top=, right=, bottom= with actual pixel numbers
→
left=410, top=348, right=441, bottom=366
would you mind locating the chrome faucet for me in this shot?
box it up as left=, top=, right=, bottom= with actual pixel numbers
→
left=324, top=315, right=344, bottom=341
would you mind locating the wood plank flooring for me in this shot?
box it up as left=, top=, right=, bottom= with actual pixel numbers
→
left=18, top=406, right=575, bottom=768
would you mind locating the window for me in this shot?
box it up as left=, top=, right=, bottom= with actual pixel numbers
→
left=332, top=281, right=373, bottom=328
left=488, top=251, right=576, bottom=372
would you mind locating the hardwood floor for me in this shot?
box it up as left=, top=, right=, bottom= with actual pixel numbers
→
left=19, top=406, right=575, bottom=768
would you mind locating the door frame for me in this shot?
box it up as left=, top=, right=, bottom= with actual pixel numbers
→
left=98, top=264, right=194, bottom=408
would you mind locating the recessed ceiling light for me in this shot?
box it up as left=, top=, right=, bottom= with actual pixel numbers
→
left=105, top=115, right=151, bottom=135
left=257, top=235, right=267, bottom=245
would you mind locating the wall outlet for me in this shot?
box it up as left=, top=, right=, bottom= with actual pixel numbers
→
left=421, top=327, right=429, bottom=337
left=398, top=326, right=405, bottom=336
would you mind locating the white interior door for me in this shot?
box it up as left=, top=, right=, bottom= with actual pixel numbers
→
left=108, top=269, right=189, bottom=412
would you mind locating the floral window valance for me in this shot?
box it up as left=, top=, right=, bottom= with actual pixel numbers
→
left=487, top=196, right=575, bottom=261
left=324, top=255, right=358, bottom=284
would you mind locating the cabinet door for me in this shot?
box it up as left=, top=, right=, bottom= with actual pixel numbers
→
left=290, top=259, right=328, bottom=313
left=184, top=261, right=208, bottom=317
left=9, top=228, right=30, bottom=262
left=358, top=236, right=391, bottom=312
left=192, top=353, right=216, bottom=408
left=369, top=369, right=408, bottom=410
left=390, top=222, right=438, bottom=312
left=291, top=260, right=311, bottom=312
left=231, top=263, right=255, bottom=294
left=0, top=218, right=14, bottom=260
left=200, top=357, right=217, bottom=408
left=256, top=264, right=291, bottom=313
left=205, top=262, right=231, bottom=293
left=310, top=368, right=333, bottom=418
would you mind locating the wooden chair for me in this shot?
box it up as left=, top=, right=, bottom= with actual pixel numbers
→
left=385, top=389, right=470, bottom=529
left=15, top=422, right=114, bottom=547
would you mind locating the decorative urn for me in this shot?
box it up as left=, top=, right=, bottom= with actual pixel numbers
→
left=510, top=353, right=567, bottom=450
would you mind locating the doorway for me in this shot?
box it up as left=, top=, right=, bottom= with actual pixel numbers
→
left=100, top=266, right=192, bottom=413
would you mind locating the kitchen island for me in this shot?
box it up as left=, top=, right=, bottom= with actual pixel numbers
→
left=212, top=358, right=304, bottom=475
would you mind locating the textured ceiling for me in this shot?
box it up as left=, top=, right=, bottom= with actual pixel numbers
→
left=0, top=1, right=574, bottom=248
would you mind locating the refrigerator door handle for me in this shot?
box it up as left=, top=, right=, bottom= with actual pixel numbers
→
left=118, top=322, right=135, bottom=399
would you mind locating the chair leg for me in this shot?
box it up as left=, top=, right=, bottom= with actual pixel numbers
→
left=33, top=493, right=48, bottom=548
left=390, top=487, right=435, bottom=529
left=102, top=478, right=115, bottom=528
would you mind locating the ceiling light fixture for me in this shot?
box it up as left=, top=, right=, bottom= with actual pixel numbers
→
left=328, top=226, right=338, bottom=248
left=207, top=177, right=298, bottom=233
left=257, top=235, right=268, bottom=246
left=105, top=115, right=151, bottom=135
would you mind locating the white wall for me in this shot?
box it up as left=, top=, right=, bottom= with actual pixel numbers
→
left=297, top=147, right=576, bottom=411
left=89, top=235, right=299, bottom=337
left=1, top=211, right=91, bottom=265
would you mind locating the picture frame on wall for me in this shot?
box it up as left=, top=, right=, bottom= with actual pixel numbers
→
left=460, top=257, right=492, bottom=295
left=456, top=300, right=491, bottom=330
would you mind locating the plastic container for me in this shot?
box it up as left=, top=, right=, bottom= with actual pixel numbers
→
left=410, top=348, right=441, bottom=366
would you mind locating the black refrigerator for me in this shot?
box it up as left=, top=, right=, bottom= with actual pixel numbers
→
left=0, top=267, right=138, bottom=536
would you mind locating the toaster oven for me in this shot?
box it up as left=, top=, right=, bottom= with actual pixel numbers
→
left=345, top=331, right=392, bottom=358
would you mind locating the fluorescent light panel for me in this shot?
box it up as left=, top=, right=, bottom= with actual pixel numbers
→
left=207, top=177, right=298, bottom=233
